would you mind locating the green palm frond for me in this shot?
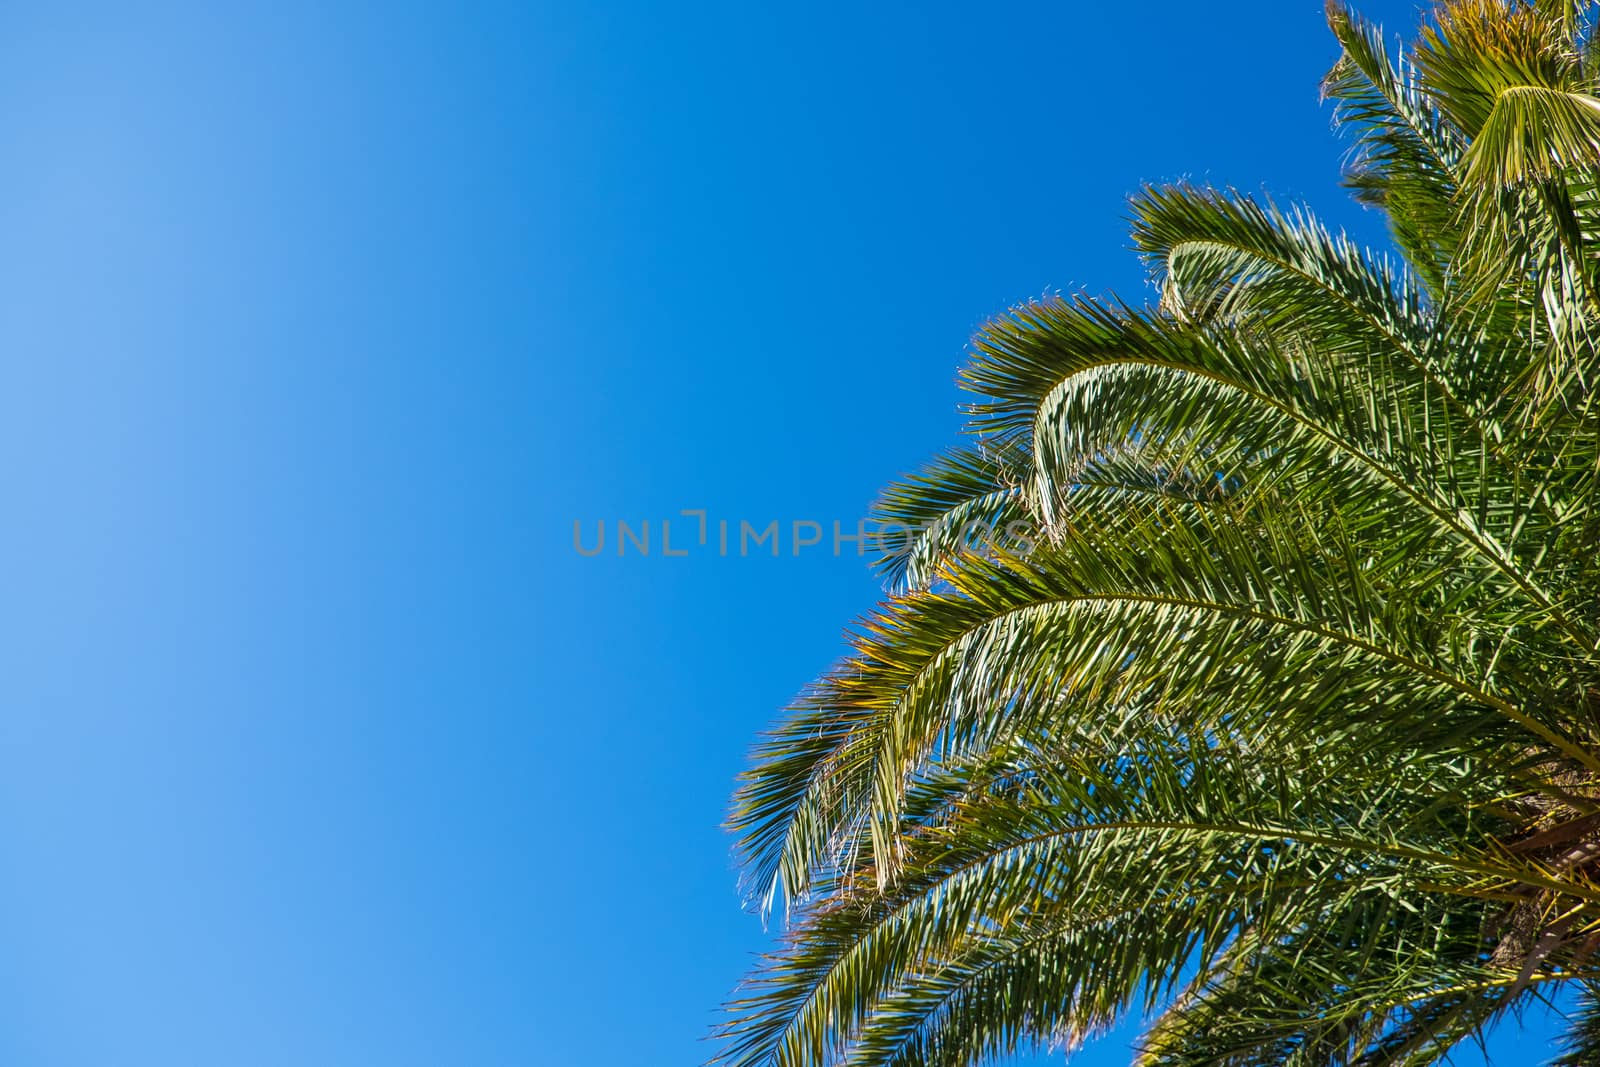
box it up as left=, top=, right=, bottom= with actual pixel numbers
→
left=869, top=441, right=1030, bottom=592
left=1134, top=903, right=1537, bottom=1067
left=1552, top=980, right=1600, bottom=1065
left=1324, top=2, right=1467, bottom=294
left=720, top=2, right=1600, bottom=1065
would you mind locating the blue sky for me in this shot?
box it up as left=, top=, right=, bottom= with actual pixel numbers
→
left=0, top=1, right=1568, bottom=1064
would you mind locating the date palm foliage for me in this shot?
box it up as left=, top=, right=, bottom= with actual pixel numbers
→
left=719, top=2, right=1600, bottom=1064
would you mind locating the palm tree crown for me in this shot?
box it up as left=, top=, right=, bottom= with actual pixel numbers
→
left=720, top=2, right=1600, bottom=1064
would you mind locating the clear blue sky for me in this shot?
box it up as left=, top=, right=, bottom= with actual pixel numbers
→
left=0, top=1, right=1567, bottom=1064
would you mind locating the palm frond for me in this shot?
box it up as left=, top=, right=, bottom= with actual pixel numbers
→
left=720, top=4, right=1600, bottom=1065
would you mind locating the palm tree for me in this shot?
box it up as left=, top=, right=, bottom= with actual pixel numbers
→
left=717, top=1, right=1600, bottom=1064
